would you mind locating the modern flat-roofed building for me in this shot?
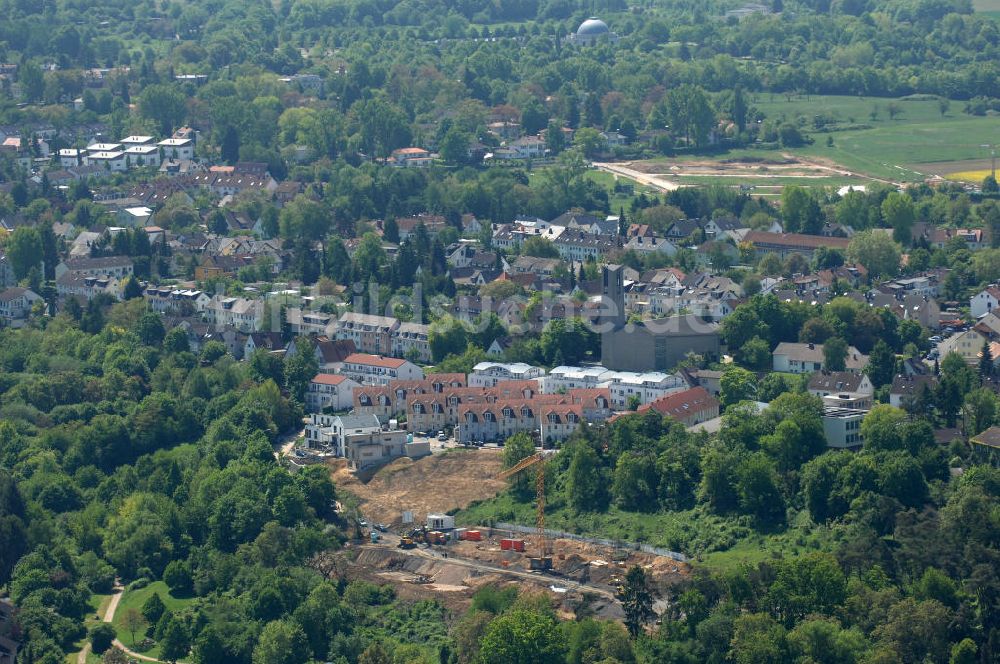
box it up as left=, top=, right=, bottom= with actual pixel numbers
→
left=468, top=361, right=545, bottom=388
left=822, top=407, right=866, bottom=449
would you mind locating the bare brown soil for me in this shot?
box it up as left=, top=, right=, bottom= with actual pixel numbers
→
left=329, top=449, right=507, bottom=525
left=627, top=155, right=835, bottom=177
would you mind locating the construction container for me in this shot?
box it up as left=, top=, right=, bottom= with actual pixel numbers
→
left=501, top=538, right=526, bottom=552
left=452, top=528, right=467, bottom=541
left=464, top=529, right=482, bottom=542
left=428, top=530, right=446, bottom=544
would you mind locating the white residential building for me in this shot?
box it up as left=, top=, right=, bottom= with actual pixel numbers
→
left=58, top=149, right=84, bottom=168
left=86, top=142, right=121, bottom=153
left=143, top=286, right=209, bottom=313
left=772, top=342, right=867, bottom=374
left=124, top=145, right=161, bottom=168
left=305, top=373, right=359, bottom=413
left=87, top=150, right=128, bottom=172
left=543, top=365, right=614, bottom=393
left=937, top=328, right=989, bottom=366
left=468, top=361, right=545, bottom=388
left=822, top=407, right=866, bottom=449
left=0, top=287, right=41, bottom=327
left=56, top=256, right=134, bottom=280
left=303, top=413, right=381, bottom=456
left=158, top=138, right=195, bottom=160
left=339, top=353, right=424, bottom=386
left=605, top=371, right=689, bottom=410
left=202, top=296, right=264, bottom=333
left=971, top=286, right=1000, bottom=319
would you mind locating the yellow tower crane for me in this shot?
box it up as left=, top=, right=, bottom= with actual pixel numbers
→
left=497, top=452, right=552, bottom=571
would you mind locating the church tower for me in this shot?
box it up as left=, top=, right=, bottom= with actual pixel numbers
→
left=602, top=264, right=626, bottom=330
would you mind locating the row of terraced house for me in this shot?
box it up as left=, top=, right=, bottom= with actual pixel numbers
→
left=352, top=375, right=612, bottom=445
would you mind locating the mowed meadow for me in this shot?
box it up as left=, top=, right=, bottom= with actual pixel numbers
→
left=751, top=93, right=1000, bottom=181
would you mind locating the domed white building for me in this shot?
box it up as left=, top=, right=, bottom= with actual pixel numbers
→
left=566, top=17, right=619, bottom=46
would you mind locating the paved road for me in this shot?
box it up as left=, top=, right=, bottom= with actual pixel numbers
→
left=274, top=424, right=305, bottom=460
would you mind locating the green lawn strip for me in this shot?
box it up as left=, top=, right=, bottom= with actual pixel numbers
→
left=112, top=581, right=195, bottom=661
left=457, top=491, right=839, bottom=571
left=66, top=592, right=113, bottom=663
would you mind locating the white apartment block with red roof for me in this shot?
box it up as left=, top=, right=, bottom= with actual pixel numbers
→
left=339, top=353, right=424, bottom=386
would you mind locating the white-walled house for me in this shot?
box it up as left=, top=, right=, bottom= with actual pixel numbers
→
left=124, top=145, right=161, bottom=168
left=305, top=373, right=359, bottom=413
left=605, top=371, right=689, bottom=409
left=772, top=342, right=867, bottom=374
left=58, top=149, right=84, bottom=168
left=158, top=138, right=195, bottom=160
left=339, top=353, right=424, bottom=386
left=0, top=287, right=41, bottom=327
left=972, top=286, right=1000, bottom=319
left=87, top=150, right=128, bottom=172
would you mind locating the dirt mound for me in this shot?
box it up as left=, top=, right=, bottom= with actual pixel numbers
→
left=330, top=450, right=506, bottom=525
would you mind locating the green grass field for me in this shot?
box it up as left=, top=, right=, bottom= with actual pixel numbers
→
left=584, top=169, right=659, bottom=209
left=752, top=94, right=1000, bottom=180
left=458, top=492, right=840, bottom=572
left=111, top=581, right=195, bottom=662
left=66, top=592, right=114, bottom=664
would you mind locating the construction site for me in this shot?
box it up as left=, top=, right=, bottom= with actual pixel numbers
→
left=327, top=450, right=691, bottom=617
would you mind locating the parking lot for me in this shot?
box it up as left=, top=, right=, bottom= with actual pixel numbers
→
left=410, top=430, right=507, bottom=453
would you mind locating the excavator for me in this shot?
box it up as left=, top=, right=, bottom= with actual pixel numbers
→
left=497, top=452, right=552, bottom=571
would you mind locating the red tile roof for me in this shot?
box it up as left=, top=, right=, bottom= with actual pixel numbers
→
left=639, top=386, right=719, bottom=419
left=344, top=353, right=408, bottom=369
left=311, top=373, right=349, bottom=386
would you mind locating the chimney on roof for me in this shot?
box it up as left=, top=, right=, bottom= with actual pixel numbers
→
left=808, top=343, right=815, bottom=350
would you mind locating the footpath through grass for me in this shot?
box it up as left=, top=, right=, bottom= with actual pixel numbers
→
left=66, top=592, right=113, bottom=664
left=458, top=491, right=841, bottom=572
left=112, top=581, right=195, bottom=661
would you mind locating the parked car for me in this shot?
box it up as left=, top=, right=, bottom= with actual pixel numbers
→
left=437, top=432, right=448, bottom=441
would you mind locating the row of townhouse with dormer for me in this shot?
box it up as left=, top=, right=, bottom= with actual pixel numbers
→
left=144, top=286, right=210, bottom=313
left=201, top=295, right=265, bottom=333
left=457, top=387, right=612, bottom=444
left=331, top=312, right=431, bottom=362
left=352, top=374, right=469, bottom=421
left=352, top=375, right=611, bottom=445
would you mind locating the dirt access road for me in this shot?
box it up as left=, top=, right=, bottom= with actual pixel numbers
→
left=592, top=161, right=681, bottom=191
left=372, top=533, right=620, bottom=601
